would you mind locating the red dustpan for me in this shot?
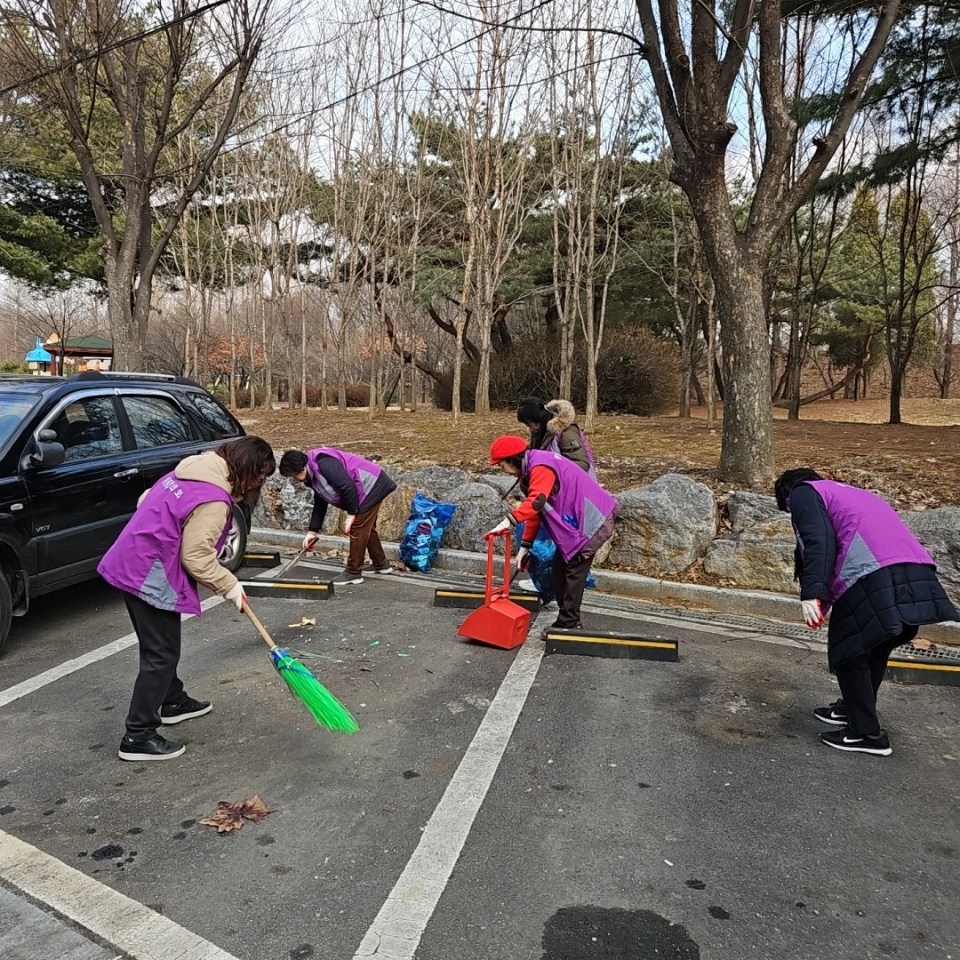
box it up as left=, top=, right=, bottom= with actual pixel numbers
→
left=458, top=528, right=531, bottom=649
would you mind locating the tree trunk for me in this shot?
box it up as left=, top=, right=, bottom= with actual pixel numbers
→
left=703, top=231, right=775, bottom=484
left=889, top=373, right=902, bottom=424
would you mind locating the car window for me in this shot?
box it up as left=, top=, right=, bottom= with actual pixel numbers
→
left=0, top=392, right=40, bottom=447
left=123, top=395, right=195, bottom=449
left=187, top=391, right=240, bottom=440
left=49, top=397, right=123, bottom=462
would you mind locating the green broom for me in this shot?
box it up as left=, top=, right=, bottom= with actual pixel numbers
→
left=243, top=602, right=359, bottom=733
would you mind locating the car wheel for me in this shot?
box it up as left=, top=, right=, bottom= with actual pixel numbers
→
left=218, top=504, right=248, bottom=573
left=0, top=572, right=12, bottom=656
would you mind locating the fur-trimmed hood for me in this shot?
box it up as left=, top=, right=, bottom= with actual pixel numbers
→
left=545, top=399, right=577, bottom=436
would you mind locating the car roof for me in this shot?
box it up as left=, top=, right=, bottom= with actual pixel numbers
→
left=0, top=372, right=208, bottom=394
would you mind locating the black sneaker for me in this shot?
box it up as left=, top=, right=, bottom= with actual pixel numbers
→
left=820, top=728, right=892, bottom=756
left=330, top=570, right=364, bottom=585
left=813, top=699, right=847, bottom=726
left=118, top=734, right=185, bottom=762
left=364, top=563, right=394, bottom=575
left=160, top=696, right=212, bottom=725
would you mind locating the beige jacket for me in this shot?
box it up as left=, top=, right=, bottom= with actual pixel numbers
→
left=137, top=452, right=239, bottom=598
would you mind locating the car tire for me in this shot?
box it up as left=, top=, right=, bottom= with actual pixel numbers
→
left=218, top=504, right=248, bottom=573
left=0, top=571, right=12, bottom=657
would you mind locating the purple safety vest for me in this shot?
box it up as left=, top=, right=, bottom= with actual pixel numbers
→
left=799, top=480, right=935, bottom=609
left=524, top=449, right=617, bottom=561
left=98, top=472, right=233, bottom=615
left=546, top=426, right=598, bottom=480
left=306, top=448, right=382, bottom=508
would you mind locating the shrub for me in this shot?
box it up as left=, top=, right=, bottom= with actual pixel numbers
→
left=325, top=383, right=370, bottom=407
left=433, top=328, right=679, bottom=416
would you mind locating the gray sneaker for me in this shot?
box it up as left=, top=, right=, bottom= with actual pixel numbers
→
left=330, top=570, right=364, bottom=586
left=365, top=563, right=394, bottom=575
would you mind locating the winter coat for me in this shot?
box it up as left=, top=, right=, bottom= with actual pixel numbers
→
left=788, top=482, right=959, bottom=669
left=529, top=399, right=595, bottom=476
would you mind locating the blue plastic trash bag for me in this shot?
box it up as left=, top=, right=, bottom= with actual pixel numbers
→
left=516, top=521, right=594, bottom=603
left=399, top=492, right=457, bottom=572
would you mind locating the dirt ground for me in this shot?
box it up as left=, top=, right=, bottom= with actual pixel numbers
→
left=235, top=397, right=960, bottom=511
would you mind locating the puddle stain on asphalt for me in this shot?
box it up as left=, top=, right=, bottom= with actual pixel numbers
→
left=542, top=906, right=700, bottom=959
left=91, top=844, right=124, bottom=860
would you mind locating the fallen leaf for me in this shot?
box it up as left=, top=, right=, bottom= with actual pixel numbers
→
left=944, top=755, right=956, bottom=761
left=288, top=617, right=317, bottom=628
left=199, top=795, right=274, bottom=833
left=326, top=549, right=340, bottom=558
left=910, top=638, right=934, bottom=650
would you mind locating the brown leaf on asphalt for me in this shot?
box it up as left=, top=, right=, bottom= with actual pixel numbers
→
left=199, top=795, right=274, bottom=832
left=288, top=617, right=317, bottom=628
left=910, top=637, right=934, bottom=650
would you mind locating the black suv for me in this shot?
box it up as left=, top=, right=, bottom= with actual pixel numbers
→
left=0, top=371, right=250, bottom=653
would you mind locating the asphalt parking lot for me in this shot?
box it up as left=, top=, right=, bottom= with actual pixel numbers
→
left=1, top=552, right=959, bottom=960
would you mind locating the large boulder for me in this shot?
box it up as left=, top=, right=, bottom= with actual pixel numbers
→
left=704, top=530, right=797, bottom=593
left=393, top=466, right=472, bottom=500
left=441, top=482, right=508, bottom=553
left=900, top=507, right=960, bottom=602
left=476, top=473, right=519, bottom=500
left=703, top=491, right=797, bottom=591
left=727, top=491, right=785, bottom=531
left=606, top=473, right=716, bottom=576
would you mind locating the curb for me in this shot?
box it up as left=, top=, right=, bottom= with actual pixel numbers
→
left=249, top=528, right=960, bottom=647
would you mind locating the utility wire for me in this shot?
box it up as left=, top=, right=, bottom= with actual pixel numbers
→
left=0, top=0, right=231, bottom=98
left=320, top=0, right=557, bottom=111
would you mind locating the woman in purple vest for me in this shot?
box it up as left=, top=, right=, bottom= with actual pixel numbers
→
left=487, top=435, right=617, bottom=639
left=99, top=437, right=276, bottom=762
left=776, top=468, right=959, bottom=757
left=278, top=448, right=397, bottom=586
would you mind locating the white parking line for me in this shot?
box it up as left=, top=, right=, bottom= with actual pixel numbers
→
left=0, top=829, right=242, bottom=960
left=0, top=596, right=224, bottom=711
left=352, top=610, right=551, bottom=959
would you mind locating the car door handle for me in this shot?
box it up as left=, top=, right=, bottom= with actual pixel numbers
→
left=114, top=468, right=140, bottom=479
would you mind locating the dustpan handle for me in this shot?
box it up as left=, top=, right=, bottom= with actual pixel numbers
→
left=483, top=528, right=512, bottom=602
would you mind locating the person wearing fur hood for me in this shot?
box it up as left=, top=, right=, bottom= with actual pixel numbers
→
left=516, top=397, right=596, bottom=478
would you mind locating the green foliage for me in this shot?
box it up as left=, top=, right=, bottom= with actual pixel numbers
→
left=0, top=360, right=29, bottom=373
left=433, top=330, right=679, bottom=416
left=0, top=112, right=103, bottom=287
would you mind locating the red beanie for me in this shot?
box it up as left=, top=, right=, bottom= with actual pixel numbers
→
left=490, top=435, right=528, bottom=464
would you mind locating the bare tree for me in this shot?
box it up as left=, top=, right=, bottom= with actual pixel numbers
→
left=2, top=0, right=279, bottom=369
left=633, top=0, right=900, bottom=484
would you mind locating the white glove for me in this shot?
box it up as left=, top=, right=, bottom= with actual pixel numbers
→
left=801, top=598, right=825, bottom=629
left=515, top=546, right=530, bottom=573
left=344, top=515, right=356, bottom=534
left=225, top=582, right=247, bottom=612
left=303, top=531, right=319, bottom=551
left=486, top=517, right=511, bottom=536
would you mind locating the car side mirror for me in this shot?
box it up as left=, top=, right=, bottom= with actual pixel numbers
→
left=20, top=432, right=66, bottom=471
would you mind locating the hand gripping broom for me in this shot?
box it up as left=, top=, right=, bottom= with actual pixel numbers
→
left=242, top=602, right=359, bottom=733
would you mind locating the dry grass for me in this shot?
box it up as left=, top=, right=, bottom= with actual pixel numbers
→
left=236, top=397, right=960, bottom=510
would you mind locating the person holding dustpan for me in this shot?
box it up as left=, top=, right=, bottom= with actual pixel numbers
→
left=487, top=435, right=617, bottom=639
left=99, top=436, right=276, bottom=762
left=278, top=447, right=397, bottom=586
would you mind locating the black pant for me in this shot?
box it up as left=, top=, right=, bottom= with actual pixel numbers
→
left=834, top=626, right=918, bottom=736
left=123, top=594, right=187, bottom=741
left=551, top=549, right=594, bottom=628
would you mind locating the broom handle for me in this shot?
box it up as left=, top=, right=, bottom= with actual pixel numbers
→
left=275, top=546, right=308, bottom=580
left=242, top=603, right=278, bottom=652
